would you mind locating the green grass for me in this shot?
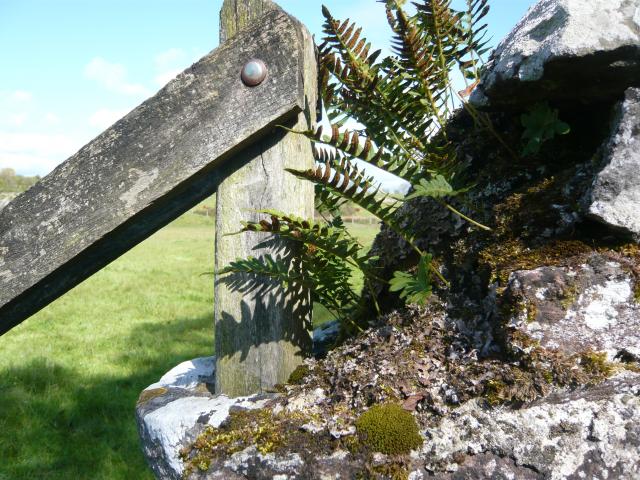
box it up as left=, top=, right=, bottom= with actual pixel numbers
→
left=0, top=203, right=380, bottom=480
left=0, top=205, right=216, bottom=480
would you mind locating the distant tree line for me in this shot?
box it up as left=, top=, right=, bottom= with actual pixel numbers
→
left=0, top=168, right=40, bottom=193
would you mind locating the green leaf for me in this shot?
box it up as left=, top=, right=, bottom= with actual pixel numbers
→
left=520, top=103, right=571, bottom=156
left=388, top=254, right=432, bottom=305
left=405, top=175, right=466, bottom=200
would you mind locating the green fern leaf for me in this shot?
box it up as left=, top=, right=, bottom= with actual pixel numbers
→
left=404, top=174, right=469, bottom=200
left=389, top=254, right=433, bottom=305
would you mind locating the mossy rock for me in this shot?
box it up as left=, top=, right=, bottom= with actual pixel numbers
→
left=355, top=403, right=423, bottom=455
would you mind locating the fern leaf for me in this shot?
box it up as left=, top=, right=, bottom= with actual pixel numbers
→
left=286, top=160, right=401, bottom=228
left=389, top=254, right=433, bottom=305
left=404, top=174, right=469, bottom=200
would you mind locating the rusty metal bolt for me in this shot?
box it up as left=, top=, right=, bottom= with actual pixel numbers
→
left=241, top=59, right=267, bottom=87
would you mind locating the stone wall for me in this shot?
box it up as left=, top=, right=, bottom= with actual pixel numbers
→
left=136, top=1, right=640, bottom=478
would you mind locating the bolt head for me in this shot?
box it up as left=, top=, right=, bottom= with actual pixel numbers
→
left=241, top=59, right=268, bottom=87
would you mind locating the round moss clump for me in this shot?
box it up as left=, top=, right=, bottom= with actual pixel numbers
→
left=355, top=403, right=423, bottom=455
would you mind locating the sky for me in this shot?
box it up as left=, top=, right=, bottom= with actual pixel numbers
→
left=0, top=0, right=536, bottom=181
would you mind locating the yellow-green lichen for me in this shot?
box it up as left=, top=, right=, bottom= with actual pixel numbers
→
left=180, top=407, right=335, bottom=478
left=478, top=330, right=621, bottom=407
left=180, top=409, right=285, bottom=477
left=137, top=387, right=168, bottom=406
left=560, top=281, right=580, bottom=309
left=624, top=362, right=640, bottom=373
left=355, top=403, right=423, bottom=455
left=368, top=462, right=410, bottom=480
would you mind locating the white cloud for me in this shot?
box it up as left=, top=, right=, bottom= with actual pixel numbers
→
left=153, top=48, right=187, bottom=86
left=88, top=108, right=130, bottom=129
left=154, top=69, right=182, bottom=87
left=154, top=48, right=185, bottom=70
left=84, top=57, right=150, bottom=96
left=8, top=113, right=29, bottom=126
left=44, top=112, right=60, bottom=125
left=10, top=90, right=33, bottom=102
left=0, top=90, right=35, bottom=128
left=0, top=131, right=78, bottom=157
left=0, top=131, right=81, bottom=176
left=0, top=152, right=62, bottom=177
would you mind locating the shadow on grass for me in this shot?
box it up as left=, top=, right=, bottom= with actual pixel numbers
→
left=0, top=315, right=212, bottom=480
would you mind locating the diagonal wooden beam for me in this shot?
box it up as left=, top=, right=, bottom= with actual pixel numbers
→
left=0, top=8, right=310, bottom=336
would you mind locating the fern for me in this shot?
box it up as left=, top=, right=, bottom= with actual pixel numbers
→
left=389, top=254, right=433, bottom=305
left=223, top=0, right=494, bottom=332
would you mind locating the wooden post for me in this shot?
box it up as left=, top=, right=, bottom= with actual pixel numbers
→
left=214, top=0, right=316, bottom=396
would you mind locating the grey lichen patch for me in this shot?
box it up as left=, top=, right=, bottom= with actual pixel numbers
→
left=119, top=168, right=159, bottom=210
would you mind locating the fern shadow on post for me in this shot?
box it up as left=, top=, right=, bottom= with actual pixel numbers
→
left=218, top=233, right=313, bottom=365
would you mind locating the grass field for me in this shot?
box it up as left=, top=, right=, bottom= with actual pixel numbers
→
left=0, top=201, right=380, bottom=480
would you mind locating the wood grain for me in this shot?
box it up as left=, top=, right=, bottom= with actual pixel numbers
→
left=0, top=8, right=308, bottom=336
left=214, top=0, right=316, bottom=396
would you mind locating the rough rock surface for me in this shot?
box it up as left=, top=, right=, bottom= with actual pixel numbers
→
left=588, top=88, right=640, bottom=239
left=470, top=0, right=640, bottom=108
left=422, top=374, right=640, bottom=479
left=504, top=252, right=640, bottom=358
left=135, top=357, right=275, bottom=480
left=137, top=322, right=340, bottom=480
left=161, top=307, right=640, bottom=480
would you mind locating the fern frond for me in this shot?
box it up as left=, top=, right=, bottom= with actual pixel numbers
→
left=389, top=253, right=433, bottom=305
left=305, top=125, right=421, bottom=184
left=459, top=0, right=491, bottom=80
left=220, top=255, right=304, bottom=289
left=220, top=253, right=356, bottom=319
left=386, top=2, right=449, bottom=130
left=240, top=210, right=377, bottom=274
left=320, top=6, right=430, bottom=155
left=286, top=160, right=400, bottom=228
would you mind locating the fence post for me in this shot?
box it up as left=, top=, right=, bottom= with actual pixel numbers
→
left=214, top=0, right=316, bottom=397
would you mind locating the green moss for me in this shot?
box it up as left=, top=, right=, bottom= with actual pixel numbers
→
left=525, top=301, right=538, bottom=323
left=624, top=363, right=640, bottom=374
left=579, top=351, right=616, bottom=383
left=484, top=379, right=509, bottom=406
left=180, top=407, right=336, bottom=478
left=355, top=403, right=423, bottom=455
left=560, top=281, right=580, bottom=309
left=369, top=462, right=410, bottom=480
left=180, top=409, right=286, bottom=477
left=479, top=239, right=593, bottom=285
left=287, top=364, right=310, bottom=385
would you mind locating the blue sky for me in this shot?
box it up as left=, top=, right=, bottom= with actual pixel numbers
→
left=0, top=0, right=536, bottom=178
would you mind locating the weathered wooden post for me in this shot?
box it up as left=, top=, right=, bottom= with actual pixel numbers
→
left=214, top=0, right=316, bottom=396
